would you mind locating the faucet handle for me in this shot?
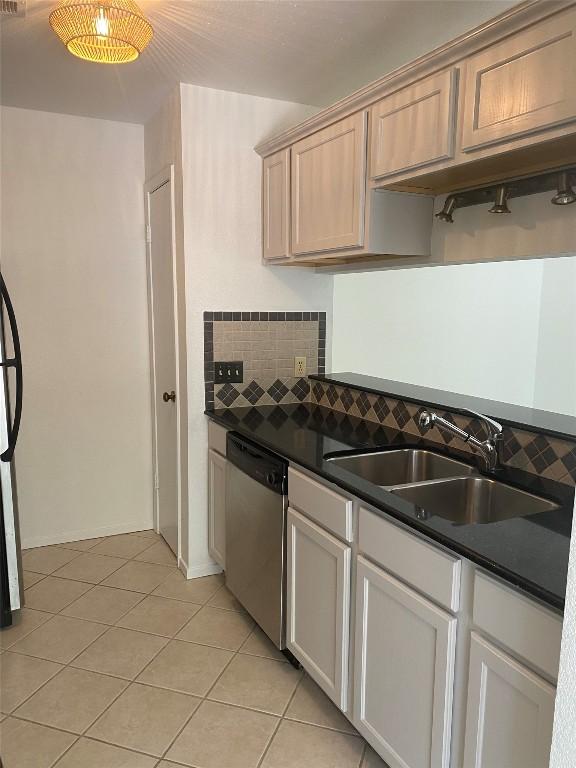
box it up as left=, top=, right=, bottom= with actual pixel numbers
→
left=466, top=409, right=503, bottom=440
left=418, top=410, right=433, bottom=430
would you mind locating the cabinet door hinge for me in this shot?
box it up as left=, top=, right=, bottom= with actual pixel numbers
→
left=146, top=225, right=152, bottom=244
left=154, top=472, right=159, bottom=490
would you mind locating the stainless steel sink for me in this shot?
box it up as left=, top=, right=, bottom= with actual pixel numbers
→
left=326, top=449, right=475, bottom=487
left=391, top=476, right=559, bottom=525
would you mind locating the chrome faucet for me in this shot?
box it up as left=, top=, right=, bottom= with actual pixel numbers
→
left=418, top=409, right=503, bottom=472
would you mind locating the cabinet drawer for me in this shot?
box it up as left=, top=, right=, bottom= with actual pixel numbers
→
left=370, top=68, right=458, bottom=179
left=288, top=467, right=353, bottom=542
left=473, top=572, right=562, bottom=680
left=359, top=507, right=461, bottom=612
left=208, top=421, right=227, bottom=456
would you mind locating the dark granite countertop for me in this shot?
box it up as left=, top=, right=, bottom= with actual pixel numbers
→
left=206, top=403, right=574, bottom=612
left=310, top=372, right=576, bottom=442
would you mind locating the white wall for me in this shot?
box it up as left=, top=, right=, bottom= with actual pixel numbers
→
left=332, top=259, right=546, bottom=408
left=332, top=251, right=576, bottom=415
left=179, top=83, right=333, bottom=575
left=1, top=106, right=152, bottom=547
left=534, top=258, right=576, bottom=415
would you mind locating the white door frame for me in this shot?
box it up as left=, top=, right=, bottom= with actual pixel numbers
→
left=144, top=165, right=182, bottom=563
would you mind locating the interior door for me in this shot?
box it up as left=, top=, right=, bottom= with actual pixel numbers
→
left=148, top=180, right=178, bottom=555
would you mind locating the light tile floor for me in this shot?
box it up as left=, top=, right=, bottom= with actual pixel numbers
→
left=0, top=530, right=387, bottom=768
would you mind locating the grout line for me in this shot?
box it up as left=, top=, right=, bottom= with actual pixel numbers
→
left=11, top=532, right=372, bottom=765
left=255, top=670, right=304, bottom=768
left=6, top=712, right=83, bottom=767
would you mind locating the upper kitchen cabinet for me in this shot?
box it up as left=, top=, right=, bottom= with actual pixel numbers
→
left=256, top=1, right=576, bottom=265
left=461, top=12, right=576, bottom=154
left=370, top=68, right=458, bottom=181
left=260, top=112, right=433, bottom=265
left=262, top=149, right=290, bottom=261
left=291, top=113, right=367, bottom=255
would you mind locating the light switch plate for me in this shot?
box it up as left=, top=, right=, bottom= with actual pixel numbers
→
left=215, top=361, right=243, bottom=384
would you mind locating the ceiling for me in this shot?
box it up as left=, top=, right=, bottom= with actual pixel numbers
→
left=1, top=0, right=518, bottom=124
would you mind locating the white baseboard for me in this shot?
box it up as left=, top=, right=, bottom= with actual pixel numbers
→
left=21, top=519, right=155, bottom=550
left=181, top=559, right=223, bottom=580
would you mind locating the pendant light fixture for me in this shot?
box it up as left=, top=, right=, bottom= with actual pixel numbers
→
left=49, top=0, right=153, bottom=64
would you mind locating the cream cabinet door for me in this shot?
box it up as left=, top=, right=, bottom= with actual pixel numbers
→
left=370, top=68, right=458, bottom=179
left=287, top=507, right=351, bottom=710
left=462, top=12, right=576, bottom=151
left=291, top=112, right=367, bottom=255
left=353, top=556, right=456, bottom=768
left=463, top=633, right=556, bottom=768
left=208, top=449, right=226, bottom=568
left=262, top=149, right=290, bottom=260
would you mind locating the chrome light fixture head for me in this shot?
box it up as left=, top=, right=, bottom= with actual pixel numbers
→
left=489, top=185, right=511, bottom=214
left=551, top=171, right=576, bottom=205
left=435, top=195, right=457, bottom=223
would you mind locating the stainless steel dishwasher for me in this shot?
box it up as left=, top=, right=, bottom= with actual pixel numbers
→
left=225, top=432, right=288, bottom=650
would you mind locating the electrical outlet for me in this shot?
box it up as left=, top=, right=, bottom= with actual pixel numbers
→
left=294, top=356, right=307, bottom=376
left=215, top=361, right=243, bottom=384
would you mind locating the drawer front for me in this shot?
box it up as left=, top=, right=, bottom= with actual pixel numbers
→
left=473, top=571, right=563, bottom=680
left=461, top=12, right=576, bottom=152
left=359, top=507, right=461, bottom=612
left=288, top=467, right=353, bottom=542
left=208, top=421, right=227, bottom=456
left=370, top=68, right=458, bottom=179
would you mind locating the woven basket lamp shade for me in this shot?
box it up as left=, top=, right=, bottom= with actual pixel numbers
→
left=49, top=0, right=153, bottom=64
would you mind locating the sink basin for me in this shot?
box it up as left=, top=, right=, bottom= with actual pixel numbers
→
left=326, top=449, right=475, bottom=487
left=391, top=476, right=559, bottom=525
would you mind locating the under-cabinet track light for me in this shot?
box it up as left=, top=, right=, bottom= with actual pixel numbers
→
left=489, top=185, right=511, bottom=215
left=435, top=196, right=457, bottom=223
left=551, top=171, right=576, bottom=205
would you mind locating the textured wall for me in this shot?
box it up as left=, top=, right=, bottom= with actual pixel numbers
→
left=1, top=106, right=152, bottom=546
left=179, top=83, right=334, bottom=576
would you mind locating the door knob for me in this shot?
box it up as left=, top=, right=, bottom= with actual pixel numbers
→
left=163, top=391, right=176, bottom=403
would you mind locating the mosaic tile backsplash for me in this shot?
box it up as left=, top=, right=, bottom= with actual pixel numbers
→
left=203, top=317, right=575, bottom=487
left=310, top=380, right=576, bottom=487
left=204, top=311, right=326, bottom=410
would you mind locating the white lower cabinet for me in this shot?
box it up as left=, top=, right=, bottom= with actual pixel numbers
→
left=286, top=507, right=351, bottom=710
left=463, top=633, right=556, bottom=768
left=353, top=556, right=457, bottom=768
left=208, top=448, right=227, bottom=569
left=281, top=468, right=561, bottom=768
